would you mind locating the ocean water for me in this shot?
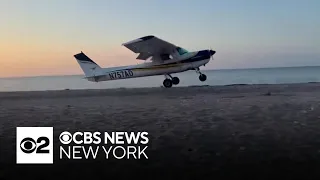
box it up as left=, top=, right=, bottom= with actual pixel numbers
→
left=0, top=66, right=320, bottom=92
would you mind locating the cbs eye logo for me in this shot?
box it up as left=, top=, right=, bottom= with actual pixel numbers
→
left=59, top=131, right=72, bottom=144
left=20, top=136, right=50, bottom=154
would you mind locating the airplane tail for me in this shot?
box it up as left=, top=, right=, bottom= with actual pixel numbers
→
left=73, top=52, right=103, bottom=77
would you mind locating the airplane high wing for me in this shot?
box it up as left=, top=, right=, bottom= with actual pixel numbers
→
left=122, top=35, right=186, bottom=61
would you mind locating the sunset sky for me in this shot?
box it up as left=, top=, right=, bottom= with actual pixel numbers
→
left=0, top=0, right=319, bottom=77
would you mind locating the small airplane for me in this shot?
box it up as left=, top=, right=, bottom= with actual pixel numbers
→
left=73, top=35, right=216, bottom=88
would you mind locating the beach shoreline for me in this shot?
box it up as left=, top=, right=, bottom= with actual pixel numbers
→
left=1, top=82, right=320, bottom=179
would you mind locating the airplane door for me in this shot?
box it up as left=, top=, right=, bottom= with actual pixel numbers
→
left=176, top=57, right=185, bottom=71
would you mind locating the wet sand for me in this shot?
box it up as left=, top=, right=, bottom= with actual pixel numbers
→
left=1, top=83, right=320, bottom=179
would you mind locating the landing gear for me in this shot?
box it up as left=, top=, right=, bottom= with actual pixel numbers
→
left=172, top=77, right=180, bottom=85
left=195, top=67, right=207, bottom=82
left=199, top=74, right=207, bottom=81
left=163, top=78, right=172, bottom=88
left=163, top=74, right=180, bottom=88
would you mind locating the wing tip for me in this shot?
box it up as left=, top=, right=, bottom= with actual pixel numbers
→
left=140, top=35, right=155, bottom=41
left=122, top=35, right=155, bottom=46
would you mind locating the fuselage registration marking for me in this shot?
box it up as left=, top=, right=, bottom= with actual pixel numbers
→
left=109, top=70, right=134, bottom=79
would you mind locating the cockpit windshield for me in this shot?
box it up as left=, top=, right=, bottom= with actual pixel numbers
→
left=176, top=47, right=189, bottom=55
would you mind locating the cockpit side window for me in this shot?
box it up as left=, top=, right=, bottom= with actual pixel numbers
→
left=176, top=47, right=189, bottom=55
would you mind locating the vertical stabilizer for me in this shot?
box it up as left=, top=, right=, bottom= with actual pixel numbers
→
left=73, top=52, right=102, bottom=77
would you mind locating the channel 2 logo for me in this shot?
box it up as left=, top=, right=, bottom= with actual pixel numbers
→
left=16, top=127, right=53, bottom=164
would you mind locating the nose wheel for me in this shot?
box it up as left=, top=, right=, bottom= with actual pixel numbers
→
left=199, top=74, right=207, bottom=81
left=163, top=74, right=180, bottom=88
left=195, top=68, right=207, bottom=82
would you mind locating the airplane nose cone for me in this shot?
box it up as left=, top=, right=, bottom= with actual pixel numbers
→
left=209, top=50, right=216, bottom=56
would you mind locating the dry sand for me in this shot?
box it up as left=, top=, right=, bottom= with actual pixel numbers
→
left=1, top=83, right=320, bottom=179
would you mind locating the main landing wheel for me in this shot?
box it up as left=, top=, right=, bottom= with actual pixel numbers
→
left=172, top=77, right=180, bottom=85
left=163, top=79, right=173, bottom=88
left=199, top=74, right=207, bottom=82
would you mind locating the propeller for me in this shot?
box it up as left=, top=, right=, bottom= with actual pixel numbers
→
left=209, top=47, right=215, bottom=60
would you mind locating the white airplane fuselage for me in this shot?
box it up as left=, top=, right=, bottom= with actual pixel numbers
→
left=79, top=50, right=215, bottom=82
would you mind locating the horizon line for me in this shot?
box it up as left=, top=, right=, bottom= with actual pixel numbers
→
left=1, top=65, right=319, bottom=79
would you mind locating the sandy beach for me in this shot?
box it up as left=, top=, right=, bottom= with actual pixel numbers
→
left=1, top=82, right=320, bottom=179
